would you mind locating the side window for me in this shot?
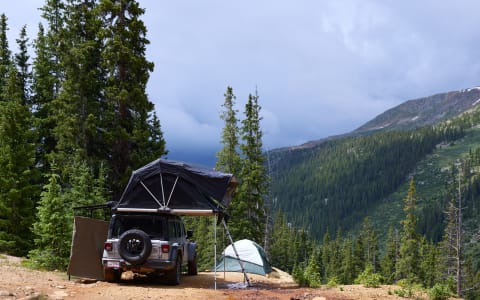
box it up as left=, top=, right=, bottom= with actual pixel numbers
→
left=168, top=219, right=176, bottom=237
left=180, top=222, right=186, bottom=238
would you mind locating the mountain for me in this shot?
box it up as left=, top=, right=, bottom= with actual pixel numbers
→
left=355, top=87, right=480, bottom=133
left=267, top=86, right=480, bottom=243
left=284, top=87, right=480, bottom=151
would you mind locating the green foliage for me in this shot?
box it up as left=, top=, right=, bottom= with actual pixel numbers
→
left=354, top=264, right=382, bottom=288
left=0, top=65, right=38, bottom=256
left=216, top=86, right=241, bottom=176
left=427, top=284, right=452, bottom=300
left=326, top=276, right=339, bottom=288
left=292, top=263, right=307, bottom=287
left=28, top=169, right=71, bottom=270
left=381, top=226, right=399, bottom=284
left=303, top=250, right=322, bottom=287
left=396, top=178, right=420, bottom=283
left=233, top=90, right=268, bottom=243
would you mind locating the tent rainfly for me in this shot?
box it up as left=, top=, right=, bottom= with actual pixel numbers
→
left=215, top=239, right=272, bottom=276
left=114, top=158, right=237, bottom=217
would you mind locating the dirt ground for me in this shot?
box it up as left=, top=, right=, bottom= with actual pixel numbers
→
left=0, top=255, right=458, bottom=300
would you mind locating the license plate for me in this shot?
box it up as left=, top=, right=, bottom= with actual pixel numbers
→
left=107, top=261, right=120, bottom=268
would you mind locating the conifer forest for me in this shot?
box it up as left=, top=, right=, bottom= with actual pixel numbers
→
left=0, top=1, right=479, bottom=299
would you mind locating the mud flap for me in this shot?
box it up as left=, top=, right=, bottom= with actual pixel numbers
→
left=67, top=216, right=109, bottom=280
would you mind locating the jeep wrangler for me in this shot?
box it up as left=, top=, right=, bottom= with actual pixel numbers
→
left=102, top=213, right=197, bottom=285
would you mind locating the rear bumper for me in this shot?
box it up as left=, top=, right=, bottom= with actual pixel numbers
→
left=102, top=258, right=176, bottom=273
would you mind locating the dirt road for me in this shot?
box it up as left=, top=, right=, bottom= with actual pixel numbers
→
left=0, top=255, right=443, bottom=300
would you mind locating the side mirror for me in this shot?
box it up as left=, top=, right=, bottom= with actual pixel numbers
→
left=187, top=230, right=193, bottom=239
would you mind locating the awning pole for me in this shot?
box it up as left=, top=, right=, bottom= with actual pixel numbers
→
left=222, top=218, right=251, bottom=287
left=214, top=214, right=217, bottom=290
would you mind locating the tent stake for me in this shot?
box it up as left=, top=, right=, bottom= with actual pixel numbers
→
left=222, top=218, right=251, bottom=287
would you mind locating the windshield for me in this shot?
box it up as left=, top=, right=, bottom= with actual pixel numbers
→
left=110, top=215, right=165, bottom=239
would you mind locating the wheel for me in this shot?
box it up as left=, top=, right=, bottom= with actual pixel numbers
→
left=165, top=254, right=182, bottom=285
left=118, top=229, right=152, bottom=265
left=103, top=267, right=120, bottom=283
left=188, top=255, right=197, bottom=275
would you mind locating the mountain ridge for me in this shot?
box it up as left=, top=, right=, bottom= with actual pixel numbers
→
left=278, top=86, right=480, bottom=152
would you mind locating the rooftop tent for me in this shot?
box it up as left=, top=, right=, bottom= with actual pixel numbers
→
left=215, top=239, right=272, bottom=276
left=114, top=158, right=237, bottom=216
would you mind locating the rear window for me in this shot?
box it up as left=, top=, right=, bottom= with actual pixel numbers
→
left=110, top=215, right=165, bottom=239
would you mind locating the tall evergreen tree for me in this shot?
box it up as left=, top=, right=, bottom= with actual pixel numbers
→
left=29, top=167, right=71, bottom=270
left=441, top=165, right=465, bottom=297
left=0, top=66, right=37, bottom=255
left=99, top=0, right=165, bottom=196
left=340, top=234, right=356, bottom=284
left=381, top=226, right=399, bottom=284
left=14, top=25, right=31, bottom=105
left=32, top=0, right=66, bottom=173
left=233, top=90, right=268, bottom=243
left=50, top=0, right=105, bottom=170
left=396, top=178, right=420, bottom=282
left=216, top=86, right=241, bottom=175
left=0, top=14, right=11, bottom=101
left=358, top=217, right=380, bottom=272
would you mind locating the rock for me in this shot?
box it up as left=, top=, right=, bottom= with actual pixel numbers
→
left=0, top=290, right=13, bottom=296
left=50, top=290, right=69, bottom=300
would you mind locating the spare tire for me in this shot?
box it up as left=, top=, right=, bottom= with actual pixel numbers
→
left=118, top=229, right=152, bottom=265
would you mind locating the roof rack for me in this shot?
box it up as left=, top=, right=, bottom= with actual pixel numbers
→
left=73, top=202, right=115, bottom=220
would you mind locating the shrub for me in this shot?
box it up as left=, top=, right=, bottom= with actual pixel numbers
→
left=354, top=264, right=382, bottom=288
left=327, top=276, right=339, bottom=287
left=428, top=284, right=452, bottom=300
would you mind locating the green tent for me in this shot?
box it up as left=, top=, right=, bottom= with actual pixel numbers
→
left=215, top=239, right=272, bottom=276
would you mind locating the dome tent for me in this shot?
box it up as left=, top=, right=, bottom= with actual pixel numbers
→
left=215, top=239, right=272, bottom=276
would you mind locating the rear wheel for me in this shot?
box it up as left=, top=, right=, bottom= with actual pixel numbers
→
left=103, top=267, right=120, bottom=283
left=165, top=254, right=182, bottom=285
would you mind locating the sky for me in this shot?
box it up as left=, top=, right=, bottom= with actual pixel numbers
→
left=3, top=1, right=480, bottom=166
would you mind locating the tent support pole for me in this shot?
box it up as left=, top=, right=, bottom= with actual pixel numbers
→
left=222, top=218, right=251, bottom=287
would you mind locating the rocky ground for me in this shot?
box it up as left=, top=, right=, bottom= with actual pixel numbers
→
left=0, top=255, right=458, bottom=300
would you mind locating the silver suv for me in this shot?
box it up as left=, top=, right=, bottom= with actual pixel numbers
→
left=102, top=213, right=197, bottom=285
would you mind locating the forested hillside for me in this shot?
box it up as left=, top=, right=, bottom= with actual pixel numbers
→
left=266, top=92, right=480, bottom=298
left=269, top=91, right=480, bottom=242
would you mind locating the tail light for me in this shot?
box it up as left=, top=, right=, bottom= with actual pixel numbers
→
left=161, top=244, right=169, bottom=253
left=104, top=242, right=113, bottom=252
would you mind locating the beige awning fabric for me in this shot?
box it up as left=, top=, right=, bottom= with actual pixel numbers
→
left=67, top=216, right=109, bottom=280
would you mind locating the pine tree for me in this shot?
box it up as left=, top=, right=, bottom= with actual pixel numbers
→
left=216, top=86, right=241, bottom=175
left=419, top=236, right=441, bottom=288
left=50, top=0, right=105, bottom=170
left=381, top=226, right=399, bottom=284
left=0, top=14, right=11, bottom=101
left=29, top=167, right=71, bottom=270
left=359, top=217, right=380, bottom=272
left=396, top=178, right=420, bottom=283
left=304, top=249, right=322, bottom=287
left=32, top=0, right=65, bottom=173
left=14, top=25, right=31, bottom=105
left=233, top=90, right=268, bottom=243
left=441, top=165, right=465, bottom=297
left=269, top=212, right=295, bottom=272
left=99, top=0, right=163, bottom=196
left=340, top=234, right=356, bottom=284
left=0, top=66, right=37, bottom=255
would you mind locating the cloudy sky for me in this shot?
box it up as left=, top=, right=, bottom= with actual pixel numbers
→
left=3, top=1, right=480, bottom=166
